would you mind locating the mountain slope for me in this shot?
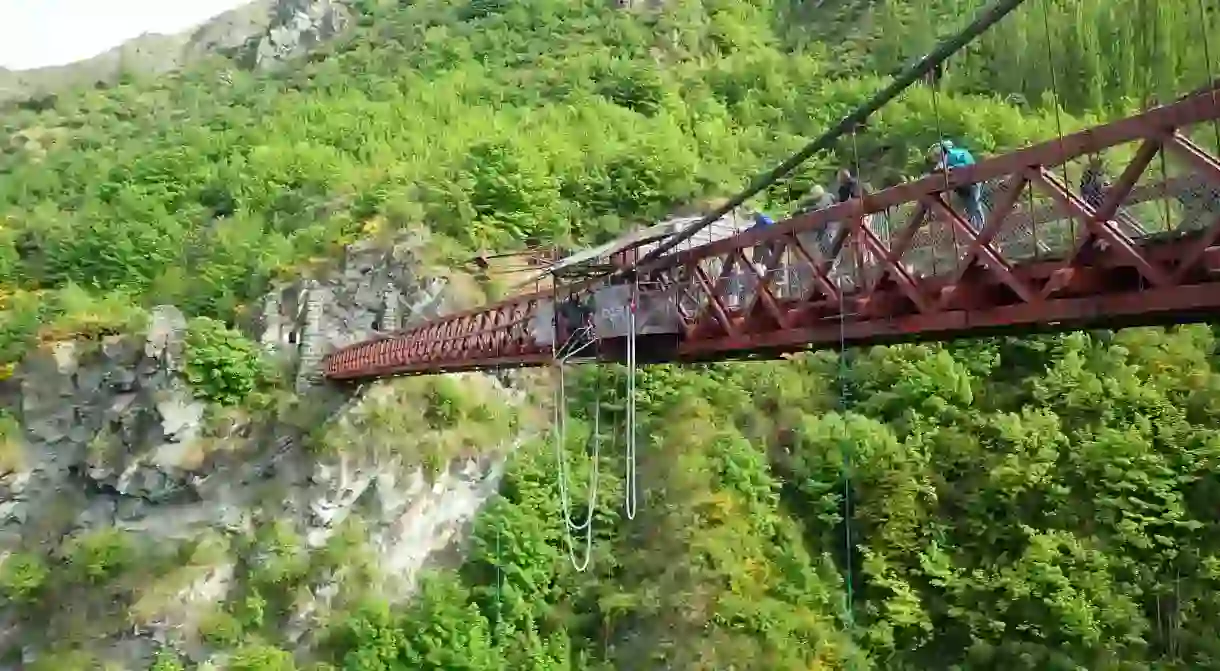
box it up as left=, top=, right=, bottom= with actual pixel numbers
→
left=0, top=0, right=350, bottom=107
left=1, top=0, right=1219, bottom=669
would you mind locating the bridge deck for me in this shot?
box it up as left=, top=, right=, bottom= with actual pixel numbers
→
left=324, top=86, right=1220, bottom=381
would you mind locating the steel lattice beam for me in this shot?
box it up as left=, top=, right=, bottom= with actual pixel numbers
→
left=324, top=87, right=1220, bottom=381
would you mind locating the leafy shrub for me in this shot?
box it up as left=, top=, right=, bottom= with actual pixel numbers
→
left=423, top=376, right=466, bottom=427
left=0, top=551, right=49, bottom=602
left=0, top=286, right=146, bottom=366
left=63, top=528, right=135, bottom=584
left=248, top=520, right=309, bottom=588
left=148, top=651, right=185, bottom=671
left=227, top=643, right=297, bottom=671
left=235, top=590, right=269, bottom=631
left=184, top=317, right=270, bottom=406
left=0, top=290, right=45, bottom=366
left=0, top=409, right=22, bottom=474
left=199, top=609, right=244, bottom=647
left=43, top=283, right=147, bottom=341
left=27, top=650, right=97, bottom=671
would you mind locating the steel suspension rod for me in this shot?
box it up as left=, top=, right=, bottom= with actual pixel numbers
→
left=620, top=0, right=1031, bottom=275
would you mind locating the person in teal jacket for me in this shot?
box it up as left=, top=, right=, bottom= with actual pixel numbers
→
left=929, top=140, right=985, bottom=230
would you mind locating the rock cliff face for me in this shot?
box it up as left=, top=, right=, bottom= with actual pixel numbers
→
left=249, top=0, right=352, bottom=70
left=0, top=0, right=351, bottom=106
left=0, top=235, right=523, bottom=668
left=254, top=232, right=446, bottom=392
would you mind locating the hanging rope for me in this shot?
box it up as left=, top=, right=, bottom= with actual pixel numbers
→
left=494, top=512, right=503, bottom=624
left=549, top=284, right=585, bottom=531
left=624, top=273, right=640, bottom=521
left=551, top=367, right=598, bottom=571
left=548, top=283, right=600, bottom=572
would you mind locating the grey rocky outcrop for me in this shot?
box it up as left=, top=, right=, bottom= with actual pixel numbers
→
left=253, top=232, right=447, bottom=391
left=0, top=0, right=353, bottom=106
left=251, top=0, right=351, bottom=69
left=0, top=233, right=517, bottom=669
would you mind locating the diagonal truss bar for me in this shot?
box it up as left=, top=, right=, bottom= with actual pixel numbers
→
left=737, top=247, right=792, bottom=327
left=786, top=232, right=842, bottom=304
left=855, top=213, right=932, bottom=314
left=1029, top=167, right=1171, bottom=288
left=924, top=189, right=1036, bottom=307
left=692, top=264, right=737, bottom=338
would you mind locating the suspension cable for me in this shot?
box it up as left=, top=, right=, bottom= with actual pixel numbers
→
left=611, top=0, right=1033, bottom=276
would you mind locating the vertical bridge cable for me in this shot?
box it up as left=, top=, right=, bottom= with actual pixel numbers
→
left=929, top=59, right=953, bottom=244
left=838, top=128, right=866, bottom=634
left=494, top=513, right=502, bottom=624
left=1038, top=0, right=1074, bottom=242
left=1146, top=0, right=1175, bottom=236
left=1198, top=0, right=1220, bottom=157
left=624, top=274, right=639, bottom=521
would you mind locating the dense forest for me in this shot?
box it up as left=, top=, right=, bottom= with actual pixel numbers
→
left=2, top=0, right=1220, bottom=668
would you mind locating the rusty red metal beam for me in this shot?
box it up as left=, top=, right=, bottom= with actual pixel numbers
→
left=323, top=86, right=1220, bottom=381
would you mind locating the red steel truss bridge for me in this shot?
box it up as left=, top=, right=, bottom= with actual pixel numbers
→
left=324, top=86, right=1220, bottom=381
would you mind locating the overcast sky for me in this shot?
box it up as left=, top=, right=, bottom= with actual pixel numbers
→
left=0, top=0, right=250, bottom=70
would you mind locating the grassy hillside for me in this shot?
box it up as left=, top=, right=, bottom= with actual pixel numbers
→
left=3, top=0, right=1220, bottom=668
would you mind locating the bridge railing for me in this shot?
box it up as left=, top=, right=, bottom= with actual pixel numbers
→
left=748, top=171, right=1216, bottom=307
left=662, top=88, right=1220, bottom=358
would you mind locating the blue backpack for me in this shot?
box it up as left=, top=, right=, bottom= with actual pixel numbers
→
left=945, top=146, right=975, bottom=169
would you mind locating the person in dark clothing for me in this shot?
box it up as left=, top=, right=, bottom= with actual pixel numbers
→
left=748, top=210, right=780, bottom=273
left=557, top=294, right=593, bottom=349
left=1081, top=155, right=1109, bottom=210
left=837, top=169, right=863, bottom=203
left=835, top=169, right=887, bottom=266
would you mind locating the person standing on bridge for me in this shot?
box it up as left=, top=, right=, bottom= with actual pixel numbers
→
left=836, top=168, right=883, bottom=268
left=797, top=184, right=839, bottom=259
left=929, top=140, right=986, bottom=231
left=1081, top=155, right=1110, bottom=210
left=836, top=168, right=864, bottom=204
left=747, top=209, right=781, bottom=280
